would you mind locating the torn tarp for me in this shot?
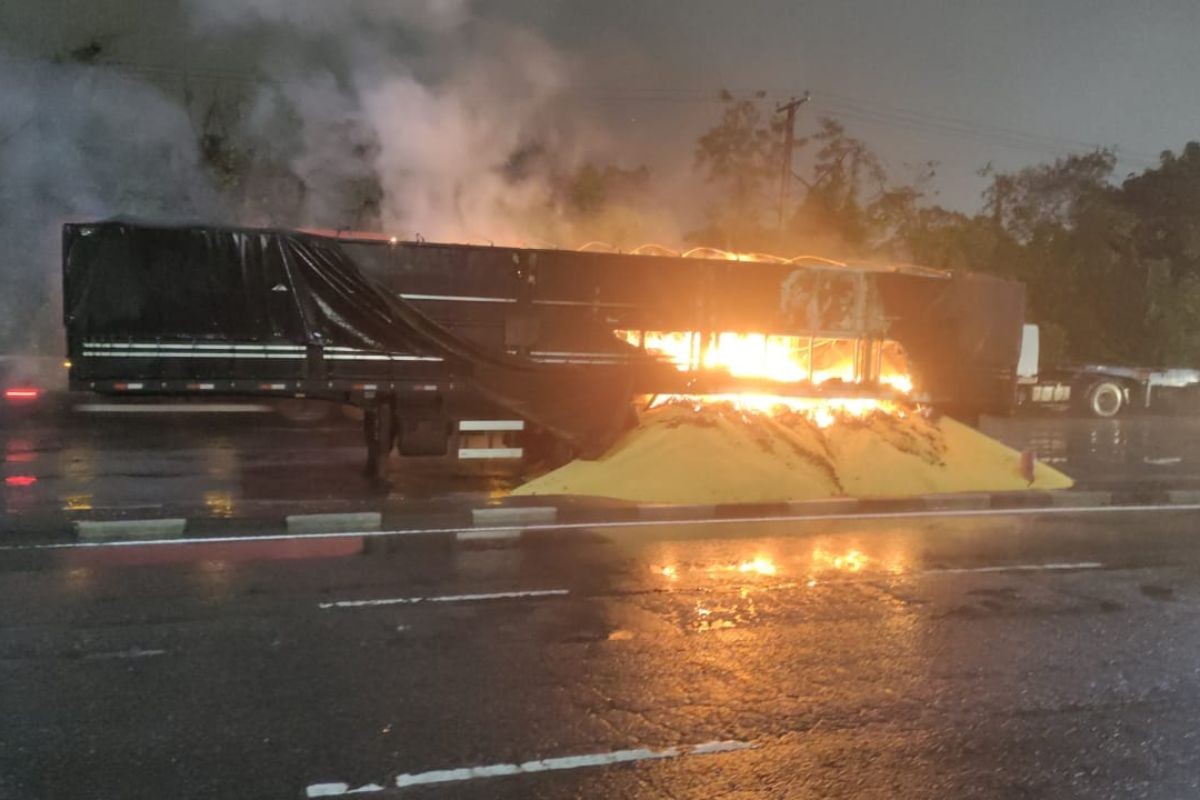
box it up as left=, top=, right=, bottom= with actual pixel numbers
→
left=63, top=221, right=636, bottom=455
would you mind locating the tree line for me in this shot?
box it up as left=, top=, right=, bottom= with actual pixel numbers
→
left=560, top=91, right=1200, bottom=368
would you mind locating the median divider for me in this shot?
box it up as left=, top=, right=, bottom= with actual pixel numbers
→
left=286, top=512, right=382, bottom=534
left=456, top=528, right=522, bottom=541
left=785, top=497, right=861, bottom=515
left=1049, top=489, right=1111, bottom=507
left=75, top=518, right=187, bottom=541
left=919, top=492, right=993, bottom=511
left=1167, top=489, right=1200, bottom=505
left=29, top=487, right=1200, bottom=551
left=471, top=506, right=557, bottom=526
left=637, top=503, right=717, bottom=521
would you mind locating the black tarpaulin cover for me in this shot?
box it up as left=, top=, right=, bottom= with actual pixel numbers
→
left=63, top=221, right=634, bottom=455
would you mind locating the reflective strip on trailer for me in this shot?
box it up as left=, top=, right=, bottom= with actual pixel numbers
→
left=399, top=293, right=517, bottom=304
left=82, top=351, right=305, bottom=359
left=324, top=354, right=443, bottom=362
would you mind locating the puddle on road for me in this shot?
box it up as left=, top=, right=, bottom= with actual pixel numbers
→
left=981, top=416, right=1196, bottom=478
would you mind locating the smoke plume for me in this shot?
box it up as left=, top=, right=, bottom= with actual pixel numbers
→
left=0, top=2, right=620, bottom=351
left=190, top=0, right=577, bottom=242
left=0, top=54, right=221, bottom=351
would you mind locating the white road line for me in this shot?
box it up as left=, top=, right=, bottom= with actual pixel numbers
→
left=922, top=561, right=1103, bottom=575
left=10, top=502, right=1200, bottom=552
left=83, top=647, right=168, bottom=661
left=306, top=740, right=753, bottom=796
left=317, top=588, right=568, bottom=610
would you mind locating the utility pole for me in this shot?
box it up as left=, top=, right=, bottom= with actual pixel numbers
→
left=776, top=91, right=810, bottom=230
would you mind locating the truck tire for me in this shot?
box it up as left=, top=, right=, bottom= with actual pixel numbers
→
left=1083, top=380, right=1125, bottom=418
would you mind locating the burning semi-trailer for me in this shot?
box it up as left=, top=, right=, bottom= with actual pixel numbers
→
left=61, top=220, right=1068, bottom=499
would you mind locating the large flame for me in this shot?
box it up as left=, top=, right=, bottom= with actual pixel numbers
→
left=607, top=245, right=917, bottom=425
left=615, top=330, right=913, bottom=396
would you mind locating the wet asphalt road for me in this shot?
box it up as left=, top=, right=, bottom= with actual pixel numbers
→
left=5, top=406, right=1200, bottom=525
left=1, top=406, right=501, bottom=526
left=6, top=509, right=1200, bottom=798
left=5, top=409, right=1200, bottom=798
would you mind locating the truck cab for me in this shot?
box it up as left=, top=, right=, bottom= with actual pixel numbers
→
left=1017, top=324, right=1200, bottom=417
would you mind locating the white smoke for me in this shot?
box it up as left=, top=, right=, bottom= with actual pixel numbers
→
left=189, top=0, right=470, bottom=36
left=0, top=2, right=616, bottom=350
left=0, top=55, right=220, bottom=351
left=194, top=0, right=577, bottom=243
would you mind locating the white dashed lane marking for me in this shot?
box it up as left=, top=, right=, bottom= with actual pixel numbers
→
left=82, top=647, right=168, bottom=660
left=306, top=740, right=754, bottom=796
left=317, top=588, right=569, bottom=610
left=922, top=561, right=1103, bottom=575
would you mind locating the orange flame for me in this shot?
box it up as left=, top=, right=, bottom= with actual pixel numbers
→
left=615, top=330, right=912, bottom=396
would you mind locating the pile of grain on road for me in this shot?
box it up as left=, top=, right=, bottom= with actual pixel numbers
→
left=511, top=400, right=1072, bottom=504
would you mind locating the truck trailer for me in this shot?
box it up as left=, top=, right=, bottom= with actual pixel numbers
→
left=62, top=221, right=1027, bottom=475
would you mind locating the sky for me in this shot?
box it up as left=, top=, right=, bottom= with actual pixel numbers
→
left=3, top=0, right=1200, bottom=210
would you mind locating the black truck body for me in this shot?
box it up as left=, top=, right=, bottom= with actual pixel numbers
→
left=63, top=221, right=1026, bottom=472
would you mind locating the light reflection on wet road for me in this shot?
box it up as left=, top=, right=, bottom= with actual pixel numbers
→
left=0, top=413, right=507, bottom=522
left=5, top=412, right=1200, bottom=524
left=5, top=510, right=1200, bottom=797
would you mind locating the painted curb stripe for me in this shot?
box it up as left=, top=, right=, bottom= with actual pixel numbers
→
left=471, top=506, right=557, bottom=525
left=75, top=518, right=187, bottom=540
left=287, top=512, right=382, bottom=534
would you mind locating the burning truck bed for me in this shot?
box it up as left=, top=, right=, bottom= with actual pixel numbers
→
left=62, top=220, right=1026, bottom=478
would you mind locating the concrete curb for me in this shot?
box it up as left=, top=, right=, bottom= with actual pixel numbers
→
left=44, top=488, right=1200, bottom=550
left=918, top=492, right=992, bottom=511
left=286, top=512, right=382, bottom=534
left=456, top=529, right=522, bottom=541
left=786, top=498, right=861, bottom=515
left=471, top=506, right=557, bottom=526
left=75, top=518, right=187, bottom=541
left=637, top=504, right=716, bottom=521
left=1049, top=490, right=1110, bottom=507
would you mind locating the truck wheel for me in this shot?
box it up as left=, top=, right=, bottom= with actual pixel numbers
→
left=1084, top=381, right=1124, bottom=418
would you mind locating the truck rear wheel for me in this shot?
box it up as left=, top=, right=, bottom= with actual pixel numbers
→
left=1084, top=381, right=1125, bottom=418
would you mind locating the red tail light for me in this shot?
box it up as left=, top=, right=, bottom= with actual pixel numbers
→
left=4, top=387, right=41, bottom=402
left=5, top=475, right=37, bottom=487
